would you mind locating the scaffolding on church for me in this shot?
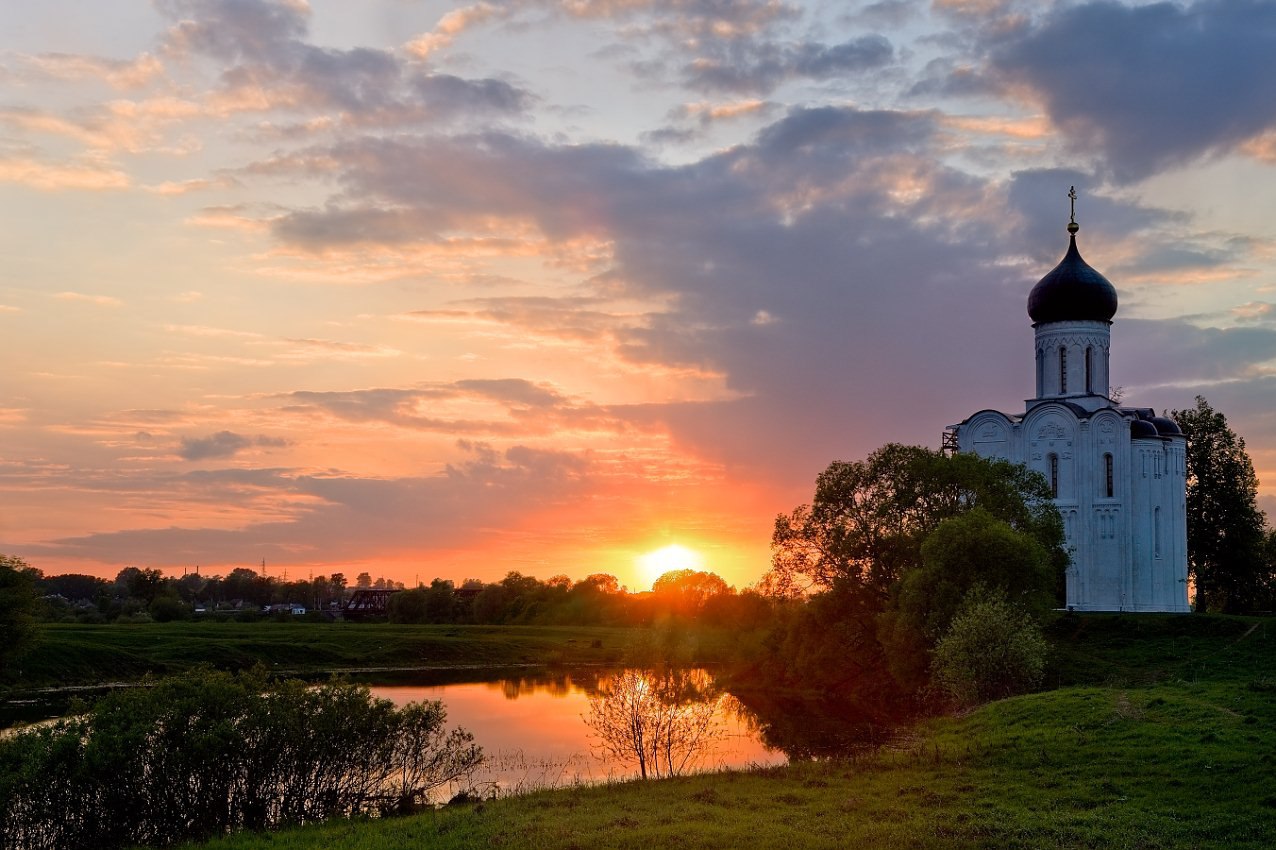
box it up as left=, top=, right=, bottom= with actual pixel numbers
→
left=941, top=427, right=959, bottom=456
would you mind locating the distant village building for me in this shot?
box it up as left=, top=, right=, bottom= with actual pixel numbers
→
left=948, top=192, right=1189, bottom=612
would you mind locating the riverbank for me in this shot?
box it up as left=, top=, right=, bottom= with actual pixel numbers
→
left=171, top=613, right=1274, bottom=849
left=180, top=682, right=1275, bottom=848
left=6, top=622, right=735, bottom=690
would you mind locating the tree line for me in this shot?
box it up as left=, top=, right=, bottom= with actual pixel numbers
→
left=0, top=556, right=771, bottom=642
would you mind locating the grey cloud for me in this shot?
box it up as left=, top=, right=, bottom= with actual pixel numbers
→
left=908, top=58, right=994, bottom=99
left=178, top=431, right=252, bottom=460
left=1005, top=169, right=1248, bottom=280
left=1118, top=319, right=1276, bottom=389
left=157, top=0, right=309, bottom=63
left=560, top=0, right=801, bottom=37
left=38, top=444, right=594, bottom=566
left=752, top=104, right=936, bottom=161
left=454, top=379, right=565, bottom=408
left=681, top=35, right=894, bottom=94
left=409, top=296, right=636, bottom=343
left=1006, top=168, right=1176, bottom=262
left=269, top=134, right=654, bottom=248
left=990, top=0, right=1276, bottom=181
left=157, top=0, right=531, bottom=125
left=257, top=103, right=1262, bottom=482
left=284, top=381, right=618, bottom=436
left=178, top=431, right=290, bottom=460
left=849, top=0, right=920, bottom=28
left=411, top=74, right=533, bottom=119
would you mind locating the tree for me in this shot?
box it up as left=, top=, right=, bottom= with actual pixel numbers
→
left=1172, top=396, right=1268, bottom=613
left=114, top=566, right=165, bottom=604
left=931, top=590, right=1048, bottom=705
left=423, top=578, right=457, bottom=622
left=574, top=573, right=621, bottom=595
left=387, top=588, right=429, bottom=624
left=768, top=444, right=1065, bottom=603
left=896, top=508, right=1056, bottom=641
left=583, top=669, right=722, bottom=780
left=0, top=555, right=40, bottom=674
left=651, top=569, right=731, bottom=618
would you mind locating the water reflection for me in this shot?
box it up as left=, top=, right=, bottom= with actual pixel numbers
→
left=584, top=669, right=723, bottom=779
left=727, top=690, right=897, bottom=760
left=370, top=668, right=776, bottom=795
left=369, top=667, right=894, bottom=796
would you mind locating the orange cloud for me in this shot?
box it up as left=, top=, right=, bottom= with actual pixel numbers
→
left=943, top=113, right=1051, bottom=140
left=1241, top=131, right=1276, bottom=164
left=405, top=3, right=501, bottom=58
left=19, top=52, right=164, bottom=89
left=677, top=99, right=771, bottom=123
left=0, top=155, right=129, bottom=191
left=53, top=291, right=124, bottom=307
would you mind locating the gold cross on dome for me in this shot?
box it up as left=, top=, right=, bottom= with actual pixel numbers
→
left=1068, top=186, right=1077, bottom=225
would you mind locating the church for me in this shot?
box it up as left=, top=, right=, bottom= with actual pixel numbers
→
left=948, top=192, right=1190, bottom=612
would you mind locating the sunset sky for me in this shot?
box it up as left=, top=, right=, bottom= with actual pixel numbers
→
left=3, top=0, right=1276, bottom=590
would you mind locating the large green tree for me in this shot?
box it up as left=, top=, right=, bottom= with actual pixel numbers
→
left=768, top=444, right=1066, bottom=603
left=895, top=507, right=1056, bottom=641
left=1171, top=396, right=1268, bottom=613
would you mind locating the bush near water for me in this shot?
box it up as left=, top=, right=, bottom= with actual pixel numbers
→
left=0, top=669, right=481, bottom=850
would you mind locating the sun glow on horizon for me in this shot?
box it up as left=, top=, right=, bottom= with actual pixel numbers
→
left=635, top=544, right=703, bottom=590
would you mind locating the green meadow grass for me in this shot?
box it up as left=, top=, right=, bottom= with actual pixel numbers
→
left=11, top=623, right=665, bottom=687
left=173, top=613, right=1276, bottom=850
left=176, top=681, right=1276, bottom=849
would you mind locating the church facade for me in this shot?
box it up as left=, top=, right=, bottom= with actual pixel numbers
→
left=949, top=203, right=1190, bottom=612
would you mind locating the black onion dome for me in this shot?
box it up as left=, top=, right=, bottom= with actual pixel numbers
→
left=1130, top=419, right=1159, bottom=439
left=1150, top=416, right=1182, bottom=436
left=1028, top=234, right=1118, bottom=324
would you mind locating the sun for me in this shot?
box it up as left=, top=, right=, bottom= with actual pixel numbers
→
left=636, top=544, right=702, bottom=590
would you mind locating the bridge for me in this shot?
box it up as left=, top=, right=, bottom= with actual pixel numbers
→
left=341, top=588, right=401, bottom=620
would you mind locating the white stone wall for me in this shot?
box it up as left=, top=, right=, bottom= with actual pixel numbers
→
left=1033, top=320, right=1112, bottom=403
left=956, top=404, right=1189, bottom=613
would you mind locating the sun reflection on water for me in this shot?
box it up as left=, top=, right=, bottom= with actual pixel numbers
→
left=370, top=668, right=782, bottom=798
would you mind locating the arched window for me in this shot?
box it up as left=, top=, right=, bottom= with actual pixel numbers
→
left=1036, top=349, right=1044, bottom=395
left=1085, top=346, right=1093, bottom=394
left=1049, top=453, right=1059, bottom=498
left=1154, top=507, right=1162, bottom=558
left=1059, top=347, right=1068, bottom=393
left=1104, top=453, right=1114, bottom=498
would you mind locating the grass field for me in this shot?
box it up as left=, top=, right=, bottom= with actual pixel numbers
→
left=170, top=613, right=1275, bottom=850
left=6, top=622, right=668, bottom=689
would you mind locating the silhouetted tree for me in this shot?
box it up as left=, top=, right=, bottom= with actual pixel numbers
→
left=0, top=555, right=40, bottom=674
left=768, top=444, right=1065, bottom=603
left=584, top=669, right=722, bottom=780
left=387, top=588, right=429, bottom=624
left=114, top=566, right=165, bottom=605
left=1172, top=396, right=1268, bottom=613
left=652, top=569, right=730, bottom=618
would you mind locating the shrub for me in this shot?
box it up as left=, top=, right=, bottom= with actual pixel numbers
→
left=0, top=669, right=482, bottom=850
left=931, top=591, right=1048, bottom=706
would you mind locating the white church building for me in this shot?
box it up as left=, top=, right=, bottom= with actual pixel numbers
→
left=949, top=197, right=1190, bottom=612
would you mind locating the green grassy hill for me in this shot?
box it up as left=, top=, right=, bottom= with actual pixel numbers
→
left=175, top=613, right=1275, bottom=850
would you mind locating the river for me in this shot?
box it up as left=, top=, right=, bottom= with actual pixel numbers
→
left=365, top=667, right=784, bottom=796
